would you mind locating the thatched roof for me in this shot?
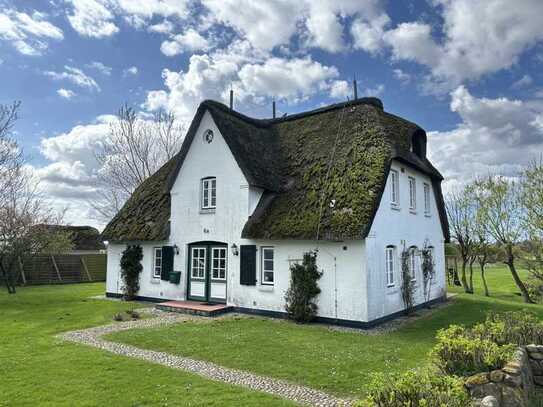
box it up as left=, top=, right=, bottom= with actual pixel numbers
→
left=102, top=98, right=449, bottom=242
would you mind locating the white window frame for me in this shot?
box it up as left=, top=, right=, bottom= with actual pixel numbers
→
left=153, top=247, right=162, bottom=278
left=261, top=247, right=274, bottom=285
left=423, top=182, right=431, bottom=215
left=408, top=176, right=416, bottom=211
left=211, top=247, right=227, bottom=280
left=191, top=247, right=206, bottom=279
left=409, top=247, right=417, bottom=281
left=390, top=169, right=399, bottom=206
left=201, top=177, right=216, bottom=210
left=386, top=246, right=395, bottom=287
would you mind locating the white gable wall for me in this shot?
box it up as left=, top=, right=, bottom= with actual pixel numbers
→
left=365, top=159, right=446, bottom=321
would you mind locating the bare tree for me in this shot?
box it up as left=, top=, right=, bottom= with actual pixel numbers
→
left=474, top=175, right=532, bottom=303
left=0, top=102, right=72, bottom=293
left=91, top=105, right=184, bottom=222
left=445, top=187, right=475, bottom=293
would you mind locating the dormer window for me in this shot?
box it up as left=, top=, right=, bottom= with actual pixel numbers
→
left=201, top=177, right=216, bottom=210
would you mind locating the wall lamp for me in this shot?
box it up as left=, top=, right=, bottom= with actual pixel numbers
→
left=231, top=243, right=239, bottom=256
left=173, top=244, right=180, bottom=255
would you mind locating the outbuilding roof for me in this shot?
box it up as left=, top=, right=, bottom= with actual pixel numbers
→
left=102, top=98, right=449, bottom=242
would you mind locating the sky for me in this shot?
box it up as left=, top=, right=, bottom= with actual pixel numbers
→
left=1, top=0, right=542, bottom=230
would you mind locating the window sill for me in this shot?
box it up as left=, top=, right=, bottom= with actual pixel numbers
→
left=424, top=213, right=431, bottom=218
left=409, top=209, right=417, bottom=215
left=258, top=285, right=274, bottom=292
left=390, top=204, right=400, bottom=211
left=150, top=278, right=161, bottom=284
left=200, top=208, right=216, bottom=214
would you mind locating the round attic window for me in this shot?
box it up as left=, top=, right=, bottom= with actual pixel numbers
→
left=203, top=129, right=214, bottom=143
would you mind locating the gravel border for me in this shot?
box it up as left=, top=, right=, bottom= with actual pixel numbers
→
left=58, top=312, right=351, bottom=407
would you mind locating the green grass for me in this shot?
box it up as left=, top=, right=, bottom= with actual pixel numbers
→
left=449, top=263, right=530, bottom=302
left=0, top=283, right=293, bottom=406
left=108, top=267, right=543, bottom=398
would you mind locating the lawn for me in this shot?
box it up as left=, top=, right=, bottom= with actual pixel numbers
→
left=108, top=266, right=543, bottom=398
left=0, top=283, right=294, bottom=406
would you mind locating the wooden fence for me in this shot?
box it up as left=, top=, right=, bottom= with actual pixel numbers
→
left=16, top=254, right=107, bottom=285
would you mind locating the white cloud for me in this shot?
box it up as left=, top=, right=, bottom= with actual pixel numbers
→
left=44, top=66, right=100, bottom=91
left=351, top=12, right=390, bottom=54
left=86, top=61, right=112, bottom=75
left=393, top=68, right=411, bottom=84
left=382, top=0, right=543, bottom=91
left=66, top=0, right=119, bottom=38
left=0, top=9, right=63, bottom=55
left=123, top=66, right=138, bottom=76
left=361, top=83, right=384, bottom=97
left=511, top=74, right=533, bottom=89
left=144, top=43, right=340, bottom=120
left=116, top=0, right=190, bottom=20
left=329, top=80, right=350, bottom=99
left=428, top=86, right=543, bottom=192
left=148, top=20, right=174, bottom=34
left=57, top=88, right=76, bottom=99
left=160, top=29, right=211, bottom=56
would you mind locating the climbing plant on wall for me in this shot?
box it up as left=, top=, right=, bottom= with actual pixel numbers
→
left=285, top=251, right=322, bottom=323
left=120, top=245, right=143, bottom=300
left=421, top=241, right=436, bottom=304
left=400, top=246, right=415, bottom=314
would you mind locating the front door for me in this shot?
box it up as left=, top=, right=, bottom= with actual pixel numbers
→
left=187, top=242, right=227, bottom=303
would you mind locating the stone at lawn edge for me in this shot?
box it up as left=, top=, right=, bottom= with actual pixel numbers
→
left=531, top=361, right=543, bottom=376
left=466, top=373, right=490, bottom=388
left=503, top=373, right=522, bottom=387
left=526, top=344, right=543, bottom=353
left=502, top=363, right=521, bottom=375
left=501, top=386, right=523, bottom=407
left=489, top=370, right=505, bottom=383
left=530, top=352, right=543, bottom=360
left=480, top=395, right=499, bottom=407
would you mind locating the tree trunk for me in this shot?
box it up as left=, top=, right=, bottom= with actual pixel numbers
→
left=0, top=260, right=16, bottom=294
left=468, top=258, right=475, bottom=293
left=480, top=263, right=489, bottom=297
left=505, top=244, right=532, bottom=303
left=460, top=258, right=470, bottom=293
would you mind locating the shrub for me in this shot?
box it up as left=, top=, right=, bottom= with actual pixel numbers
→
left=525, top=278, right=543, bottom=303
left=285, top=252, right=322, bottom=323
left=358, top=368, right=470, bottom=407
left=113, top=313, right=124, bottom=321
left=432, top=325, right=515, bottom=376
left=472, top=311, right=543, bottom=346
left=120, top=245, right=143, bottom=300
left=400, top=248, right=415, bottom=314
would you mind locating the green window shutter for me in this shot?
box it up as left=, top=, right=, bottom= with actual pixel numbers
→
left=161, top=246, right=174, bottom=280
left=240, top=245, right=257, bottom=285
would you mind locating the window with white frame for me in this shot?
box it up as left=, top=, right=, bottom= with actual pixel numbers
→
left=261, top=247, right=274, bottom=285
left=409, top=246, right=417, bottom=280
left=191, top=247, right=206, bottom=279
left=385, top=246, right=395, bottom=286
left=390, top=169, right=399, bottom=205
left=201, top=177, right=216, bottom=209
left=424, top=183, right=431, bottom=214
left=153, top=247, right=162, bottom=278
left=408, top=176, right=416, bottom=210
left=211, top=247, right=227, bottom=280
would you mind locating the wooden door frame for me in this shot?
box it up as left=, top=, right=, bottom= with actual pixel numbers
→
left=187, top=241, right=227, bottom=304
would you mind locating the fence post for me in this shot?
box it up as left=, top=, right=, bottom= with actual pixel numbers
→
left=51, top=255, right=62, bottom=282
left=80, top=256, right=92, bottom=281
left=18, top=256, right=26, bottom=285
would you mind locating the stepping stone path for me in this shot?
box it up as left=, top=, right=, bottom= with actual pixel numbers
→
left=59, top=311, right=352, bottom=407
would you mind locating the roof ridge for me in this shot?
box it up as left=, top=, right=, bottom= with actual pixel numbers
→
left=199, top=97, right=384, bottom=127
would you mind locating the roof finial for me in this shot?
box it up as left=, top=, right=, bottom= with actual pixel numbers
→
left=353, top=74, right=358, bottom=100
left=272, top=98, right=276, bottom=119
left=229, top=87, right=234, bottom=110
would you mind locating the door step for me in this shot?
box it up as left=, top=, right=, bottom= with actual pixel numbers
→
left=156, top=300, right=232, bottom=317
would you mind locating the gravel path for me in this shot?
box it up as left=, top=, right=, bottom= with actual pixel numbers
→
left=58, top=311, right=352, bottom=407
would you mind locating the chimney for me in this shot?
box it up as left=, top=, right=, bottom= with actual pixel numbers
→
left=272, top=99, right=276, bottom=119
left=229, top=89, right=234, bottom=110
left=353, top=78, right=358, bottom=100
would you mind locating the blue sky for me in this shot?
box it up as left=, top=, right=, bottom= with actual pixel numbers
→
left=1, top=0, right=542, bottom=228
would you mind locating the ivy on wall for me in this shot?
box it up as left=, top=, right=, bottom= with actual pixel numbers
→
left=120, top=245, right=143, bottom=300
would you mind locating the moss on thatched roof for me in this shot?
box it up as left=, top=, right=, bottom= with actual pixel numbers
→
left=102, top=98, right=449, bottom=242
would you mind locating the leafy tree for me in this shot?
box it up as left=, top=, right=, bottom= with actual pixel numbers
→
left=120, top=245, right=143, bottom=300
left=285, top=252, right=322, bottom=322
left=474, top=175, right=532, bottom=303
